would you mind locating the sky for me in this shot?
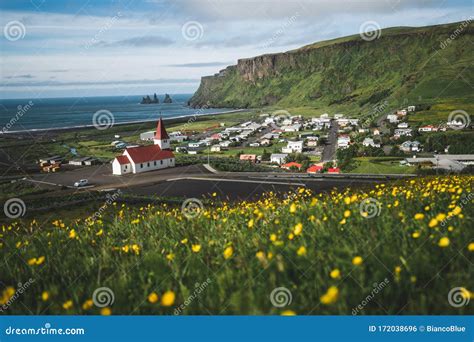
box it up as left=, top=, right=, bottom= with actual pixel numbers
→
left=0, top=0, right=472, bottom=99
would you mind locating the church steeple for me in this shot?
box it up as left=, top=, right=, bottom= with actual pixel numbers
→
left=153, top=115, right=170, bottom=149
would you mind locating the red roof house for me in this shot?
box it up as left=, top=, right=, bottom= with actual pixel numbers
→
left=307, top=164, right=323, bottom=174
left=281, top=162, right=302, bottom=170
left=327, top=167, right=341, bottom=174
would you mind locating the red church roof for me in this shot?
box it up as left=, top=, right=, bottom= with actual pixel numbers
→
left=125, top=145, right=174, bottom=164
left=155, top=117, right=170, bottom=140
left=115, top=155, right=131, bottom=165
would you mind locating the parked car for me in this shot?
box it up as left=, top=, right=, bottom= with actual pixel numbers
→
left=74, top=179, right=89, bottom=187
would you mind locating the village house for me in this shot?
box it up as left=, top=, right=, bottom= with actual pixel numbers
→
left=399, top=140, right=421, bottom=153
left=240, top=154, right=257, bottom=163
left=407, top=106, right=416, bottom=112
left=362, top=137, right=381, bottom=148
left=337, top=135, right=351, bottom=149
left=387, top=114, right=399, bottom=124
left=306, top=164, right=323, bottom=174
left=282, top=140, right=304, bottom=153
left=270, top=153, right=288, bottom=165
left=394, top=128, right=413, bottom=138
left=397, top=122, right=409, bottom=129
left=112, top=118, right=175, bottom=175
left=281, top=161, right=302, bottom=170
left=418, top=125, right=438, bottom=132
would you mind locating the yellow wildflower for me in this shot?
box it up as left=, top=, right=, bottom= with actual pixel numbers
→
left=223, top=246, right=233, bottom=259
left=412, top=231, right=420, bottom=239
left=41, top=291, right=49, bottom=301
left=438, top=237, right=450, bottom=248
left=352, top=256, right=363, bottom=266
left=100, top=307, right=112, bottom=316
left=330, top=269, right=341, bottom=279
left=468, top=243, right=474, bottom=252
left=344, top=210, right=351, bottom=218
left=161, top=290, right=176, bottom=306
left=62, top=300, right=73, bottom=310
left=191, top=244, right=201, bottom=253
left=320, top=286, right=339, bottom=305
left=428, top=218, right=438, bottom=228
left=296, top=246, right=307, bottom=256
left=280, top=310, right=296, bottom=316
left=82, top=299, right=93, bottom=310
left=148, top=292, right=159, bottom=304
left=289, top=203, right=297, bottom=213
left=414, top=213, right=424, bottom=220
left=293, top=223, right=303, bottom=235
left=248, top=219, right=254, bottom=228
left=69, top=229, right=77, bottom=239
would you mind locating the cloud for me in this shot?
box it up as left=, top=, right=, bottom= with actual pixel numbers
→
left=98, top=35, right=175, bottom=47
left=3, top=78, right=199, bottom=88
left=167, top=61, right=232, bottom=67
left=4, top=74, right=35, bottom=79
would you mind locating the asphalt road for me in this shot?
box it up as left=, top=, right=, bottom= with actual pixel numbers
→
left=322, top=120, right=338, bottom=162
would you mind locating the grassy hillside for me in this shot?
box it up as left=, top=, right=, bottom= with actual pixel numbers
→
left=1, top=176, right=472, bottom=314
left=189, top=21, right=474, bottom=117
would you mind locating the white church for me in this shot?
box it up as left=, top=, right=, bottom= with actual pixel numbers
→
left=112, top=117, right=176, bottom=175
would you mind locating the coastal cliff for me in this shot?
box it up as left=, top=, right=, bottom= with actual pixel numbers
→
left=189, top=21, right=474, bottom=111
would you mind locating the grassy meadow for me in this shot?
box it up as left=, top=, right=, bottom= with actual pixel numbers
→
left=0, top=176, right=472, bottom=315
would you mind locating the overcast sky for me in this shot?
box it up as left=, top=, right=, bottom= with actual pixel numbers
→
left=0, top=0, right=472, bottom=99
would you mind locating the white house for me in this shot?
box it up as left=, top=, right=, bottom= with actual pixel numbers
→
left=400, top=140, right=421, bottom=153
left=394, top=128, right=413, bottom=138
left=418, top=125, right=438, bottom=132
left=337, top=135, right=351, bottom=149
left=362, top=138, right=381, bottom=148
left=270, top=153, right=288, bottom=165
left=397, top=122, right=409, bottom=129
left=407, top=106, right=416, bottom=112
left=387, top=114, right=399, bottom=123
left=112, top=118, right=175, bottom=175
left=281, top=123, right=302, bottom=132
left=282, top=140, right=304, bottom=153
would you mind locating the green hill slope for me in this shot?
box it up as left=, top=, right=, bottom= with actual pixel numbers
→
left=189, top=21, right=473, bottom=115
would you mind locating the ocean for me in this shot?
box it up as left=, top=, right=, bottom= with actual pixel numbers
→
left=0, top=94, right=232, bottom=132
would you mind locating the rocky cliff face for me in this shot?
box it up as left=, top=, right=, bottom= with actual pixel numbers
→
left=189, top=22, right=474, bottom=111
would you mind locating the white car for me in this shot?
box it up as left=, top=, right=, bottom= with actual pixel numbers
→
left=74, top=179, right=89, bottom=187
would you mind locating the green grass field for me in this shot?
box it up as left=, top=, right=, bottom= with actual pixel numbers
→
left=1, top=176, right=472, bottom=315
